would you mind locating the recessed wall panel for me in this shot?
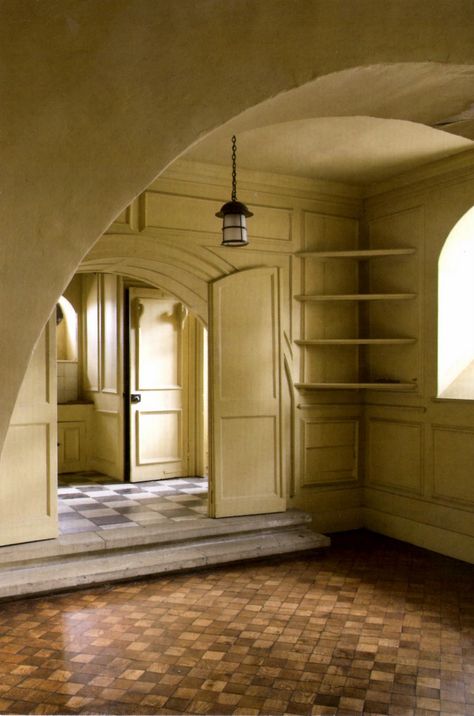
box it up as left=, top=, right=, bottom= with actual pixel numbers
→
left=304, top=212, right=358, bottom=251
left=94, top=411, right=119, bottom=464
left=101, top=274, right=118, bottom=393
left=302, top=419, right=358, bottom=485
left=144, top=192, right=291, bottom=241
left=220, top=416, right=277, bottom=499
left=368, top=418, right=422, bottom=495
left=0, top=424, right=50, bottom=520
left=84, top=274, right=100, bottom=392
left=136, top=410, right=181, bottom=464
left=137, top=298, right=181, bottom=390
left=433, top=425, right=474, bottom=506
left=217, top=273, right=276, bottom=401
left=17, top=330, right=48, bottom=406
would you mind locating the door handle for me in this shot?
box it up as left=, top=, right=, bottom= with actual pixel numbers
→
left=130, top=393, right=141, bottom=404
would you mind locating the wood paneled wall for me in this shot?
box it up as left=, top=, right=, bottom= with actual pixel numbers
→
left=363, top=162, right=474, bottom=563
left=0, top=317, right=57, bottom=546
left=83, top=156, right=474, bottom=562
left=85, top=160, right=365, bottom=531
left=82, top=273, right=124, bottom=479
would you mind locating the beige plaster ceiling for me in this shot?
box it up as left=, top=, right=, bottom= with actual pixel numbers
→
left=183, top=63, right=474, bottom=185
left=185, top=116, right=471, bottom=185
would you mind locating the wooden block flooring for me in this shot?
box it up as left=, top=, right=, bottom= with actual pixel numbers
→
left=0, top=530, right=472, bottom=715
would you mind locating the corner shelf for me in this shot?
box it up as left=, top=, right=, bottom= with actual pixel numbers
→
left=297, top=248, right=415, bottom=259
left=295, top=245, right=418, bottom=391
left=295, top=382, right=417, bottom=391
left=295, top=293, right=416, bottom=302
left=296, top=338, right=416, bottom=346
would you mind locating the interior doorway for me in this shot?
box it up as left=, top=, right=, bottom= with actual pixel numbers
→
left=56, top=266, right=286, bottom=525
left=56, top=273, right=208, bottom=503
left=125, top=285, right=208, bottom=483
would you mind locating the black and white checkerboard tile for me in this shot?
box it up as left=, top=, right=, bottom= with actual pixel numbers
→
left=58, top=476, right=208, bottom=534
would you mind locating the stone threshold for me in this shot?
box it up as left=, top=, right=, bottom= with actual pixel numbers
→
left=0, top=510, right=330, bottom=601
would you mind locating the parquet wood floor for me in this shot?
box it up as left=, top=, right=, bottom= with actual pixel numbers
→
left=0, top=530, right=472, bottom=715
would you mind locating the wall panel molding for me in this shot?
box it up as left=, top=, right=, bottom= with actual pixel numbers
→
left=301, top=418, right=358, bottom=487
left=367, top=418, right=423, bottom=496
left=91, top=409, right=120, bottom=469
left=141, top=191, right=293, bottom=242
left=432, top=424, right=474, bottom=508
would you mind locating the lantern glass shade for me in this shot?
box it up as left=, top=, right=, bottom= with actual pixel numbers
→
left=216, top=199, right=253, bottom=247
left=222, top=212, right=248, bottom=246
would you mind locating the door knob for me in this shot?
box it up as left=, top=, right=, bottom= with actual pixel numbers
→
left=130, top=393, right=141, bottom=404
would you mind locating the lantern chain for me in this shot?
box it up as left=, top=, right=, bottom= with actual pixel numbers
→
left=231, top=135, right=237, bottom=201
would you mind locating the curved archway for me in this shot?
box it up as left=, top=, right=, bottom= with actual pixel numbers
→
left=2, top=0, right=474, bottom=458
left=80, top=232, right=236, bottom=325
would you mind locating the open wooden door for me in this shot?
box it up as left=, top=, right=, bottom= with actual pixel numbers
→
left=209, top=267, right=285, bottom=517
left=128, top=288, right=189, bottom=482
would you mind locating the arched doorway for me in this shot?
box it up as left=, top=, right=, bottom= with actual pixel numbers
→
left=57, top=272, right=209, bottom=482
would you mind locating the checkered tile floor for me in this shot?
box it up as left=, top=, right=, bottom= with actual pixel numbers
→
left=58, top=474, right=208, bottom=535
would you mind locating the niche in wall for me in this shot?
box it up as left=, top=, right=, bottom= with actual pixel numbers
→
left=56, top=295, right=79, bottom=403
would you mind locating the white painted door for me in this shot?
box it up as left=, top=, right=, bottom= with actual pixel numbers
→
left=209, top=267, right=285, bottom=517
left=129, top=288, right=188, bottom=482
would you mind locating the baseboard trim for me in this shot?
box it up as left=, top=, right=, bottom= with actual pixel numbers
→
left=310, top=508, right=364, bottom=534
left=364, top=508, right=474, bottom=564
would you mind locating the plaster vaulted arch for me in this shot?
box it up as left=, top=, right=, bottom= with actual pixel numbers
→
left=79, top=232, right=235, bottom=325
left=3, top=0, right=474, bottom=457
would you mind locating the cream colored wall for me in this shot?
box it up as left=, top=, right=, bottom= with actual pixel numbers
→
left=2, top=2, right=474, bottom=553
left=363, top=150, right=474, bottom=564
left=83, top=160, right=365, bottom=530
left=2, top=152, right=474, bottom=561
left=0, top=317, right=57, bottom=546
left=83, top=156, right=474, bottom=562
left=2, top=1, right=474, bottom=469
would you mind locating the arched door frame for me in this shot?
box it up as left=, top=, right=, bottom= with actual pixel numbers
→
left=79, top=240, right=226, bottom=502
left=79, top=233, right=293, bottom=512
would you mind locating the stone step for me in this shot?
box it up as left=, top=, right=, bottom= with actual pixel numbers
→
left=0, top=509, right=314, bottom=567
left=0, top=510, right=330, bottom=601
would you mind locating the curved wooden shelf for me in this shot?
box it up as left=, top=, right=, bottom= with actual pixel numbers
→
left=296, top=338, right=416, bottom=346
left=295, top=382, right=417, bottom=391
left=297, top=248, right=416, bottom=259
left=295, top=293, right=416, bottom=302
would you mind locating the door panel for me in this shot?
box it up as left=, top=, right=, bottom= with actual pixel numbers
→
left=0, top=315, right=58, bottom=546
left=82, top=273, right=124, bottom=479
left=209, top=267, right=284, bottom=517
left=129, top=288, right=188, bottom=481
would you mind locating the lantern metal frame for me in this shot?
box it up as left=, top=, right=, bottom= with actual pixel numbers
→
left=216, top=135, right=253, bottom=247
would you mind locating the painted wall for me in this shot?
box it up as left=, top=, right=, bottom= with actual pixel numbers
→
left=363, top=151, right=474, bottom=564
left=0, top=317, right=57, bottom=546
left=2, top=0, right=474, bottom=465
left=81, top=273, right=124, bottom=479
left=2, top=2, right=474, bottom=557
left=83, top=159, right=365, bottom=531
left=2, top=149, right=474, bottom=562
left=84, top=155, right=474, bottom=562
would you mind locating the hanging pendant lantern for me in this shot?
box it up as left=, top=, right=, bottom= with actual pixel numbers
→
left=216, top=135, right=253, bottom=247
